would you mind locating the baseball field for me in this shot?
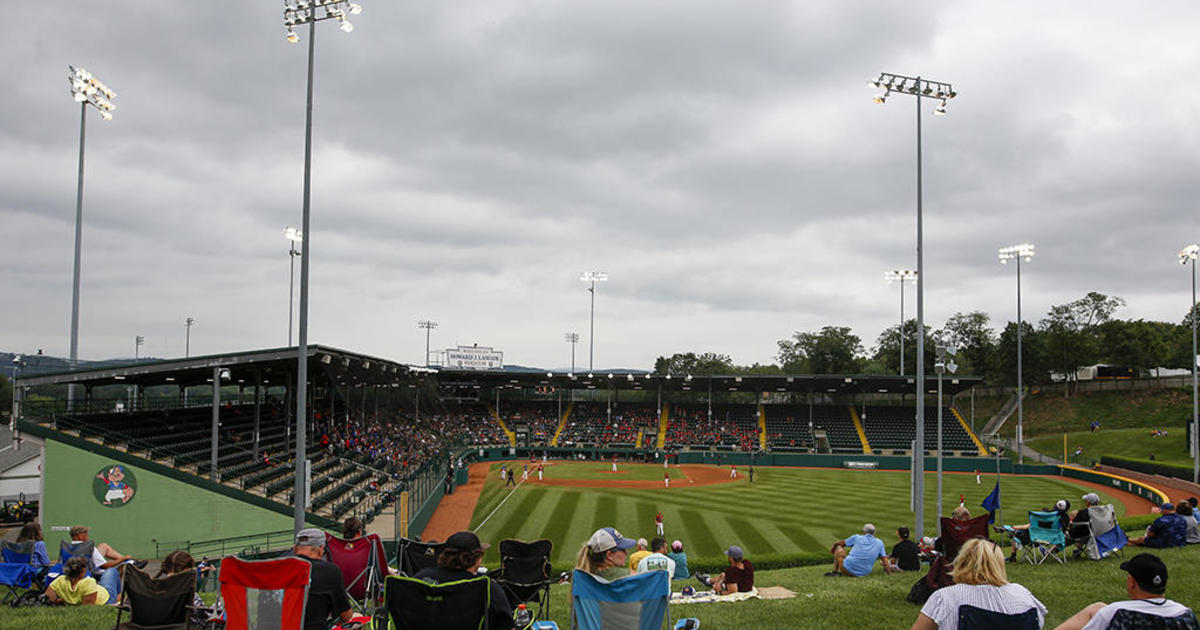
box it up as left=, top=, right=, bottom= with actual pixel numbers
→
left=468, top=461, right=1148, bottom=569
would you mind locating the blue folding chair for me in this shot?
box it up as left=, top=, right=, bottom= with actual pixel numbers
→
left=0, top=563, right=34, bottom=604
left=571, top=570, right=669, bottom=630
left=1026, top=510, right=1066, bottom=564
left=1084, top=505, right=1128, bottom=560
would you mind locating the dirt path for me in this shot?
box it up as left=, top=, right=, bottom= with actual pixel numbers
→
left=1097, top=465, right=1200, bottom=505
left=421, top=462, right=489, bottom=542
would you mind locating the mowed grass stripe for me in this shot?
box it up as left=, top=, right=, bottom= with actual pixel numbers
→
left=724, top=518, right=772, bottom=557
left=539, top=491, right=580, bottom=549
left=678, top=509, right=718, bottom=554
left=486, top=487, right=545, bottom=544
left=777, top=522, right=825, bottom=553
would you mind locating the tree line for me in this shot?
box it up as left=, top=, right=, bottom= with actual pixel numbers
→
left=654, top=292, right=1199, bottom=393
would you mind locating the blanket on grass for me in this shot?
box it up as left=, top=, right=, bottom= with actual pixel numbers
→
left=670, top=587, right=761, bottom=604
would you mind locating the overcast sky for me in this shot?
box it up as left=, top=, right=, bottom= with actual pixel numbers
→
left=3, top=1, right=1199, bottom=371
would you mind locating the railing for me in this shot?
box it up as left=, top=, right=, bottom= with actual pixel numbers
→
left=155, top=529, right=293, bottom=559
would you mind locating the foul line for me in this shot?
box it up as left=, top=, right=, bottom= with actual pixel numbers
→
left=472, top=476, right=527, bottom=531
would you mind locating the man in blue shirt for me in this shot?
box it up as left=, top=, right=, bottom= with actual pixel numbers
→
left=1130, top=503, right=1188, bottom=549
left=825, top=523, right=896, bottom=577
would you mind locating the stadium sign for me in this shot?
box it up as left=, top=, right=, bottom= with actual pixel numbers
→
left=445, top=346, right=504, bottom=371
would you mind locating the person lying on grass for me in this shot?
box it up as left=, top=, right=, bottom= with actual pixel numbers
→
left=45, top=556, right=110, bottom=606
left=910, top=537, right=1046, bottom=630
left=826, top=523, right=897, bottom=577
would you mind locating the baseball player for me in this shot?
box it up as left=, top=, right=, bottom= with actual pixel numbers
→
left=729, top=464, right=737, bottom=478
left=656, top=512, right=665, bottom=536
left=537, top=463, right=544, bottom=481
left=612, top=456, right=618, bottom=473
left=664, top=472, right=670, bottom=489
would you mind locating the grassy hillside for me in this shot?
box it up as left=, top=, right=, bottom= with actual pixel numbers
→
left=1026, top=427, right=1192, bottom=467
left=996, top=387, right=1194, bottom=438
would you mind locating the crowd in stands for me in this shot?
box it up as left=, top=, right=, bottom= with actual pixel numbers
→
left=314, top=407, right=507, bottom=475
left=664, top=406, right=759, bottom=451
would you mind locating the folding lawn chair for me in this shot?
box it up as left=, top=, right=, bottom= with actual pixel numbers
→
left=0, top=562, right=34, bottom=605
left=60, top=539, right=98, bottom=573
left=1081, top=504, right=1127, bottom=561
left=113, top=565, right=199, bottom=630
left=571, top=569, right=670, bottom=630
left=219, top=556, right=312, bottom=630
left=325, top=533, right=387, bottom=617
left=1108, top=609, right=1199, bottom=630
left=1024, top=510, right=1066, bottom=564
left=493, top=538, right=554, bottom=620
left=938, top=514, right=991, bottom=561
left=396, top=537, right=444, bottom=576
left=383, top=574, right=490, bottom=630
left=958, top=604, right=1040, bottom=630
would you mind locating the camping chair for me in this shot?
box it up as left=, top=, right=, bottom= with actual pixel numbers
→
left=113, top=565, right=199, bottom=630
left=1024, top=510, right=1067, bottom=564
left=2, top=540, right=54, bottom=592
left=571, top=569, right=670, bottom=630
left=383, top=574, right=490, bottom=630
left=937, top=514, right=991, bottom=560
left=219, top=556, right=312, bottom=630
left=493, top=538, right=554, bottom=620
left=1081, top=505, right=1128, bottom=561
left=1107, top=609, right=1199, bottom=630
left=0, top=562, right=34, bottom=605
left=396, top=538, right=444, bottom=576
left=958, top=604, right=1040, bottom=630
left=325, top=534, right=388, bottom=617
left=60, top=539, right=98, bottom=573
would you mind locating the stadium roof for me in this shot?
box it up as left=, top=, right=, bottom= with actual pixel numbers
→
left=15, top=345, right=982, bottom=397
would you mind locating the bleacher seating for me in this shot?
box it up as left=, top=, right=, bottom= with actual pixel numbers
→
left=557, top=403, right=657, bottom=448
left=858, top=406, right=977, bottom=453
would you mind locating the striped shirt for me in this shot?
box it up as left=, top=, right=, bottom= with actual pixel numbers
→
left=920, top=583, right=1047, bottom=630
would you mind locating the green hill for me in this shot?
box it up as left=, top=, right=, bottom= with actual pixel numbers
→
left=995, top=387, right=1194, bottom=437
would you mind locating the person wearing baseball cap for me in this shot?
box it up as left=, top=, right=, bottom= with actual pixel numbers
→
left=575, top=527, right=636, bottom=581
left=414, top=531, right=513, bottom=630
left=1129, top=503, right=1188, bottom=549
left=696, top=545, right=755, bottom=595
left=292, top=528, right=353, bottom=630
left=1053, top=553, right=1196, bottom=630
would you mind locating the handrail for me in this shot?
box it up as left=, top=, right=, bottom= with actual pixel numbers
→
left=156, top=529, right=293, bottom=559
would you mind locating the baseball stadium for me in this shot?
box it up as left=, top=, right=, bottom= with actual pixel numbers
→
left=3, top=346, right=1199, bottom=629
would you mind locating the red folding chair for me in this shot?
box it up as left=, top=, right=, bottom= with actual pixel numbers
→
left=325, top=534, right=387, bottom=616
left=219, top=557, right=311, bottom=630
left=938, top=514, right=991, bottom=560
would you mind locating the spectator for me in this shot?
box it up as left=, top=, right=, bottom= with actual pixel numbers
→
left=666, top=540, right=690, bottom=580
left=1174, top=502, right=1200, bottom=545
left=910, top=538, right=1046, bottom=630
left=156, top=549, right=210, bottom=624
left=414, top=531, right=513, bottom=630
left=1129, top=503, right=1187, bottom=548
left=827, top=524, right=895, bottom=577
left=634, top=538, right=676, bottom=580
left=698, top=546, right=754, bottom=595
left=292, top=528, right=353, bottom=630
left=891, top=526, right=922, bottom=572
left=1053, top=553, right=1196, bottom=630
left=16, top=522, right=51, bottom=566
left=45, top=556, right=109, bottom=606
left=65, top=525, right=139, bottom=603
left=575, top=527, right=636, bottom=581
left=627, top=538, right=651, bottom=571
left=342, top=516, right=364, bottom=541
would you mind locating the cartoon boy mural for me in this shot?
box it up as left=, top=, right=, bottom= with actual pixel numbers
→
left=97, top=465, right=135, bottom=504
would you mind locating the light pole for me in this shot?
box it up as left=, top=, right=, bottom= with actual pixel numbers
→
left=564, top=332, right=579, bottom=373
left=418, top=320, right=438, bottom=367
left=580, top=271, right=608, bottom=372
left=185, top=317, right=194, bottom=358
left=285, top=227, right=303, bottom=346
left=999, top=243, right=1034, bottom=465
left=1179, top=244, right=1200, bottom=484
left=935, top=344, right=958, bottom=524
left=283, top=0, right=362, bottom=534
left=134, top=335, right=144, bottom=360
left=66, top=66, right=116, bottom=411
left=9, top=355, right=25, bottom=447
left=884, top=270, right=918, bottom=375
left=870, top=72, right=955, bottom=540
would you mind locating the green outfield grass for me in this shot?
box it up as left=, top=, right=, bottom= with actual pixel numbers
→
left=522, top=461, right=687, bottom=481
left=469, top=462, right=1133, bottom=570
left=1027, top=427, right=1192, bottom=466
left=998, top=387, right=1193, bottom=438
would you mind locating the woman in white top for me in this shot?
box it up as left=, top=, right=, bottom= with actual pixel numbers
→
left=911, top=538, right=1048, bottom=630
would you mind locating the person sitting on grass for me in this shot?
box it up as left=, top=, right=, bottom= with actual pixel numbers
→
left=575, top=527, right=636, bottom=581
left=634, top=537, right=676, bottom=577
left=65, top=525, right=142, bottom=603
left=1128, top=503, right=1187, bottom=549
left=891, top=526, right=922, bottom=572
left=666, top=540, right=690, bottom=580
left=627, top=537, right=651, bottom=571
left=827, top=523, right=896, bottom=577
left=1175, top=501, right=1200, bottom=545
left=910, top=538, right=1046, bottom=630
left=45, top=556, right=109, bottom=606
left=697, top=546, right=754, bottom=595
left=1053, top=553, right=1196, bottom=630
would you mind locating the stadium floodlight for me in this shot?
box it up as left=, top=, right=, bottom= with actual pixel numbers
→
left=284, top=227, right=303, bottom=346
left=1180, top=243, right=1200, bottom=484
left=418, top=320, right=438, bottom=367
left=934, top=345, right=958, bottom=523
left=564, top=332, right=580, bottom=373
left=283, top=0, right=364, bottom=535
left=580, top=271, right=608, bottom=372
left=869, top=71, right=955, bottom=541
left=185, top=317, right=195, bottom=357
left=66, top=66, right=118, bottom=412
left=999, top=243, right=1035, bottom=465
left=884, top=270, right=918, bottom=376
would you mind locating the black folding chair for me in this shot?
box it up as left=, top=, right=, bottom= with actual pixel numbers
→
left=1108, top=609, right=1200, bottom=630
left=493, top=538, right=553, bottom=619
left=384, top=574, right=490, bottom=630
left=958, top=604, right=1040, bottom=630
left=395, top=538, right=444, bottom=577
left=113, top=565, right=201, bottom=630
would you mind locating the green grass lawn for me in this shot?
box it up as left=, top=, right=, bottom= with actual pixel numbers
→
left=529, top=461, right=687, bottom=481
left=470, top=462, right=1133, bottom=570
left=998, top=387, right=1194, bottom=438
left=13, top=546, right=1198, bottom=630
left=1026, top=427, right=1193, bottom=466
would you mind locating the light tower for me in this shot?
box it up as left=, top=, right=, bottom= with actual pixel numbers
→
left=580, top=272, right=608, bottom=372
left=999, top=243, right=1034, bottom=464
